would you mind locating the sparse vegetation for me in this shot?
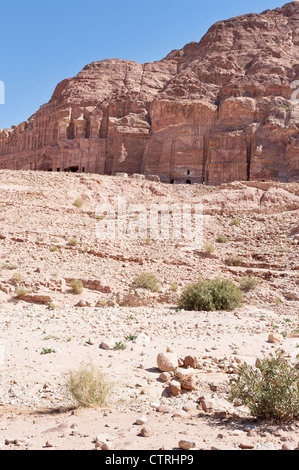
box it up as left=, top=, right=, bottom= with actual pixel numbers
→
left=179, top=278, right=243, bottom=311
left=216, top=234, right=228, bottom=243
left=73, top=198, right=84, bottom=208
left=169, top=282, right=178, bottom=292
left=69, top=237, right=78, bottom=247
left=50, top=245, right=58, bottom=252
left=231, top=217, right=241, bottom=226
left=225, top=255, right=243, bottom=266
left=70, top=279, right=84, bottom=294
left=41, top=347, right=54, bottom=355
left=15, top=287, right=28, bottom=298
left=203, top=243, right=215, bottom=255
left=229, top=351, right=299, bottom=421
left=12, top=271, right=23, bottom=283
left=125, top=334, right=137, bottom=342
left=114, top=341, right=127, bottom=350
left=132, top=273, right=159, bottom=292
left=1, top=262, right=18, bottom=270
left=239, top=275, right=258, bottom=292
left=65, top=363, right=112, bottom=408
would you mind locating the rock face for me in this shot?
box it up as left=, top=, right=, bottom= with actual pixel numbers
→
left=0, top=2, right=299, bottom=185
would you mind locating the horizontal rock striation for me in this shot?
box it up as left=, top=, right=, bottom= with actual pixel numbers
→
left=0, top=2, right=299, bottom=185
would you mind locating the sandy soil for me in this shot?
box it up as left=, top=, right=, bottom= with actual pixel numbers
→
left=0, top=170, right=298, bottom=450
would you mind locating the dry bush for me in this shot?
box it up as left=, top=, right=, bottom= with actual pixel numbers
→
left=73, top=198, right=84, bottom=208
left=132, top=273, right=159, bottom=292
left=65, top=363, right=112, bottom=408
left=70, top=279, right=84, bottom=294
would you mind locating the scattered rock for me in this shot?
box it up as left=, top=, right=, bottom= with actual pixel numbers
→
left=157, top=352, right=178, bottom=372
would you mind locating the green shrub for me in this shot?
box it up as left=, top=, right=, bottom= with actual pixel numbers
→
left=132, top=273, right=159, bottom=292
left=232, top=217, right=241, bottom=226
left=179, top=278, right=242, bottom=311
left=228, top=351, right=299, bottom=421
left=240, top=275, right=258, bottom=292
left=114, top=341, right=127, bottom=350
left=41, top=347, right=54, bottom=355
left=70, top=279, right=84, bottom=294
left=65, top=363, right=112, bottom=408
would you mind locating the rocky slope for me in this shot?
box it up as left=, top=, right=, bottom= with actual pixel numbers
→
left=0, top=2, right=299, bottom=184
left=0, top=170, right=298, bottom=450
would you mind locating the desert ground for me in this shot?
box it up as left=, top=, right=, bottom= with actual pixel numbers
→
left=0, top=169, right=298, bottom=451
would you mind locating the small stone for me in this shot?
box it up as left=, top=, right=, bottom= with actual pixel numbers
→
left=159, top=372, right=171, bottom=382
left=135, top=416, right=148, bottom=425
left=184, top=355, right=201, bottom=369
left=268, top=333, right=283, bottom=344
left=140, top=426, right=152, bottom=437
left=95, top=433, right=113, bottom=450
left=176, top=367, right=196, bottom=379
left=100, top=339, right=115, bottom=350
left=156, top=404, right=171, bottom=413
left=180, top=376, right=197, bottom=391
left=282, top=443, right=294, bottom=450
left=239, top=443, right=255, bottom=449
left=168, top=380, right=181, bottom=396
left=179, top=440, right=196, bottom=450
left=157, top=352, right=178, bottom=372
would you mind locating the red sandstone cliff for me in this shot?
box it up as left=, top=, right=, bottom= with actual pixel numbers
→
left=0, top=2, right=298, bottom=184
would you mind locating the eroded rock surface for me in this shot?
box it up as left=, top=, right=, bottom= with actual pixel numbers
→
left=0, top=2, right=299, bottom=184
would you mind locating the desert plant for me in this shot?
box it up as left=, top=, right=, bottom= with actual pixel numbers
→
left=216, top=234, right=228, bottom=243
left=50, top=245, right=58, bottom=252
left=69, top=237, right=78, bottom=247
left=240, top=275, right=258, bottom=292
left=131, top=273, right=159, bottom=292
left=73, top=198, right=84, bottom=208
left=179, top=278, right=242, bottom=311
left=1, top=263, right=18, bottom=270
left=125, top=334, right=137, bottom=342
left=232, top=217, right=241, bottom=226
left=15, top=287, right=28, bottom=298
left=65, top=363, right=112, bottom=408
left=114, top=341, right=127, bottom=350
left=228, top=351, right=299, bottom=421
left=169, top=282, right=178, bottom=292
left=41, top=347, right=54, bottom=355
left=12, top=271, right=23, bottom=283
left=203, top=243, right=215, bottom=255
left=70, top=279, right=84, bottom=294
left=225, top=255, right=243, bottom=266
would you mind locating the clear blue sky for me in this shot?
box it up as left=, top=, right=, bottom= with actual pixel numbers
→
left=0, top=0, right=287, bottom=129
